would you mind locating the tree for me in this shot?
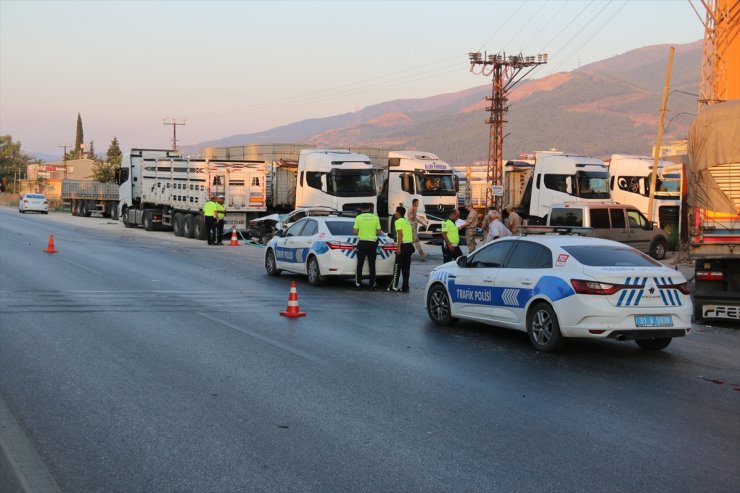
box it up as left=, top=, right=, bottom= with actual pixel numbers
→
left=106, top=137, right=122, bottom=167
left=0, top=135, right=33, bottom=193
left=87, top=141, right=96, bottom=160
left=74, top=113, right=84, bottom=159
left=91, top=159, right=117, bottom=183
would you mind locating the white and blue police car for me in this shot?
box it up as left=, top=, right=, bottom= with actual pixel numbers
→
left=264, top=214, right=397, bottom=286
left=424, top=232, right=693, bottom=352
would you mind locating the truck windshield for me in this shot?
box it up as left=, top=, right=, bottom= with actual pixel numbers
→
left=574, top=171, right=609, bottom=199
left=654, top=173, right=681, bottom=196
left=331, top=169, right=376, bottom=197
left=416, top=173, right=456, bottom=196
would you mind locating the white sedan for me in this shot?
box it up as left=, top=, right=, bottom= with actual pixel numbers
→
left=19, top=193, right=49, bottom=214
left=264, top=215, right=397, bottom=286
left=425, top=234, right=693, bottom=352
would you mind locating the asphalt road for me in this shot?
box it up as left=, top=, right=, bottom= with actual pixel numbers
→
left=1, top=208, right=738, bottom=492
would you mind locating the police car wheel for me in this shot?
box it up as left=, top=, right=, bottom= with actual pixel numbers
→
left=306, top=257, right=324, bottom=286
left=527, top=302, right=565, bottom=352
left=265, top=249, right=281, bottom=276
left=635, top=337, right=672, bottom=351
left=427, top=284, right=458, bottom=326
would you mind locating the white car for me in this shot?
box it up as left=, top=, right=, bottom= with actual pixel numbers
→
left=264, top=215, right=397, bottom=286
left=19, top=193, right=49, bottom=214
left=425, top=234, right=693, bottom=352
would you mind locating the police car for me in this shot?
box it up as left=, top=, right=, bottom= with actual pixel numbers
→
left=425, top=232, right=693, bottom=352
left=264, top=214, right=397, bottom=286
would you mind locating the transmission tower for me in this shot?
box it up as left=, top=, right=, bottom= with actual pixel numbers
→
left=468, top=52, right=547, bottom=208
left=162, top=118, right=187, bottom=151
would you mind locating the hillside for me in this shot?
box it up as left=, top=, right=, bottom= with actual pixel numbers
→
left=187, top=41, right=702, bottom=164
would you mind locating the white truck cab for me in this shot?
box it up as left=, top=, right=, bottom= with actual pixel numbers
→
left=518, top=153, right=610, bottom=224
left=295, top=149, right=377, bottom=213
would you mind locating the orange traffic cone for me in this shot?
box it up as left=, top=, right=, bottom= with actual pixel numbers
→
left=44, top=234, right=58, bottom=254
left=280, top=280, right=306, bottom=318
left=229, top=226, right=239, bottom=247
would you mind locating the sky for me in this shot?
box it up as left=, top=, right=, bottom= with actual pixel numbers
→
left=1, top=0, right=704, bottom=158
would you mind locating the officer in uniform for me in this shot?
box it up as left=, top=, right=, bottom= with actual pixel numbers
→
left=214, top=195, right=226, bottom=245
left=353, top=203, right=382, bottom=290
left=388, top=205, right=414, bottom=293
left=203, top=195, right=218, bottom=245
left=441, top=209, right=463, bottom=263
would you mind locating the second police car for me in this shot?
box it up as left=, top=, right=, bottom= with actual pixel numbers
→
left=425, top=232, right=693, bottom=352
left=264, top=214, right=397, bottom=286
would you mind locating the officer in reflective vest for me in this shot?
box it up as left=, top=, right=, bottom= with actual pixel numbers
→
left=214, top=195, right=226, bottom=245
left=353, top=203, right=381, bottom=290
left=388, top=205, right=414, bottom=293
left=441, top=209, right=463, bottom=263
left=203, top=195, right=218, bottom=245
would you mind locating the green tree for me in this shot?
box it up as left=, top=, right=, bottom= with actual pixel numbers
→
left=0, top=135, right=33, bottom=193
left=106, top=137, right=122, bottom=167
left=91, top=159, right=117, bottom=183
left=74, top=113, right=84, bottom=159
left=87, top=140, right=96, bottom=160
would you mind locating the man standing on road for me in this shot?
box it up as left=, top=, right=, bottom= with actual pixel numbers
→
left=506, top=204, right=522, bottom=235
left=215, top=195, right=226, bottom=245
left=203, top=195, right=219, bottom=246
left=388, top=206, right=414, bottom=293
left=484, top=209, right=511, bottom=243
left=441, top=209, right=463, bottom=263
left=353, top=204, right=382, bottom=290
left=461, top=202, right=479, bottom=253
left=408, top=198, right=429, bottom=260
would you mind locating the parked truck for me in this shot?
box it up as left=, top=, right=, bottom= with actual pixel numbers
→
left=117, top=148, right=267, bottom=239
left=61, top=180, right=120, bottom=219
left=515, top=152, right=610, bottom=224
left=608, top=154, right=682, bottom=230
left=687, top=100, right=740, bottom=323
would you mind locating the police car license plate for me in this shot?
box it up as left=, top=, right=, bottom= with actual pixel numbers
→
left=634, top=315, right=673, bottom=327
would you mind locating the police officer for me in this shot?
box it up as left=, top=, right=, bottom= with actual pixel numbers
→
left=203, top=195, right=218, bottom=245
left=353, top=203, right=381, bottom=290
left=441, top=209, right=463, bottom=263
left=388, top=205, right=414, bottom=293
left=214, top=195, right=226, bottom=245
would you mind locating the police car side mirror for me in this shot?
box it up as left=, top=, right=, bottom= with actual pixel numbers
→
left=457, top=255, right=469, bottom=268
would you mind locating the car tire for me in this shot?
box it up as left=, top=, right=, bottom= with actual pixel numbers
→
left=42, top=211, right=48, bottom=214
left=526, top=302, right=566, bottom=352
left=307, top=256, right=324, bottom=286
left=635, top=337, right=672, bottom=351
left=183, top=214, right=195, bottom=238
left=19, top=208, right=24, bottom=213
left=172, top=213, right=184, bottom=237
left=265, top=249, right=281, bottom=276
left=649, top=238, right=667, bottom=260
left=426, top=284, right=458, bottom=326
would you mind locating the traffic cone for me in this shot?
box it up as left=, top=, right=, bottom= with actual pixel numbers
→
left=229, top=226, right=239, bottom=247
left=280, top=280, right=306, bottom=318
left=44, top=234, right=58, bottom=254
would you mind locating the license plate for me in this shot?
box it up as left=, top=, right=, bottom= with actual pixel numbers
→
left=634, top=315, right=673, bottom=327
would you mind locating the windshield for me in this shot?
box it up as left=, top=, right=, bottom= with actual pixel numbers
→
left=331, top=170, right=376, bottom=197
left=654, top=173, right=681, bottom=196
left=574, top=171, right=610, bottom=199
left=416, top=173, right=457, bottom=196
left=563, top=245, right=660, bottom=267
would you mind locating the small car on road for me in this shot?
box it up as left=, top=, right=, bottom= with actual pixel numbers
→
left=264, top=213, right=397, bottom=286
left=425, top=232, right=693, bottom=352
left=19, top=193, right=49, bottom=214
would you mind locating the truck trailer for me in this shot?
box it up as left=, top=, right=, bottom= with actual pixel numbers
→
left=117, top=148, right=267, bottom=240
left=61, top=180, right=120, bottom=219
left=687, top=100, right=740, bottom=323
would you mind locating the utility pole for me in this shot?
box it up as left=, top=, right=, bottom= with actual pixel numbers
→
left=58, top=143, right=72, bottom=180
left=468, top=52, right=547, bottom=209
left=648, top=46, right=675, bottom=224
left=163, top=118, right=186, bottom=151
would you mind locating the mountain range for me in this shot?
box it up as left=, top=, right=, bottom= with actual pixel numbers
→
left=186, top=41, right=703, bottom=164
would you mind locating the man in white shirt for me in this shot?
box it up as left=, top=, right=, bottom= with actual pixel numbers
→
left=484, top=209, right=511, bottom=243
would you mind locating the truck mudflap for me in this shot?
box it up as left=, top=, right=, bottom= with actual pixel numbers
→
left=693, top=258, right=740, bottom=323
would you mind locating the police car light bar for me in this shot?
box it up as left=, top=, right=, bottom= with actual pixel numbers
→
left=520, top=225, right=593, bottom=236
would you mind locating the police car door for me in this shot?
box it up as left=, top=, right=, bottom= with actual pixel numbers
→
left=452, top=240, right=514, bottom=320
left=293, top=218, right=319, bottom=274
left=492, top=240, right=553, bottom=324
left=276, top=220, right=308, bottom=272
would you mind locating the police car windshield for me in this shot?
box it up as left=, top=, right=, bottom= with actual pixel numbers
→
left=563, top=245, right=661, bottom=267
left=326, top=221, right=356, bottom=236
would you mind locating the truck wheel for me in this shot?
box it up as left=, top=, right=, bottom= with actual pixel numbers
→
left=143, top=211, right=155, bottom=231
left=122, top=208, right=134, bottom=228
left=635, top=337, right=672, bottom=351
left=110, top=205, right=119, bottom=221
left=183, top=214, right=195, bottom=238
left=71, top=201, right=78, bottom=216
left=194, top=216, right=206, bottom=240
left=82, top=201, right=91, bottom=217
left=649, top=238, right=667, bottom=260
left=172, top=213, right=184, bottom=237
